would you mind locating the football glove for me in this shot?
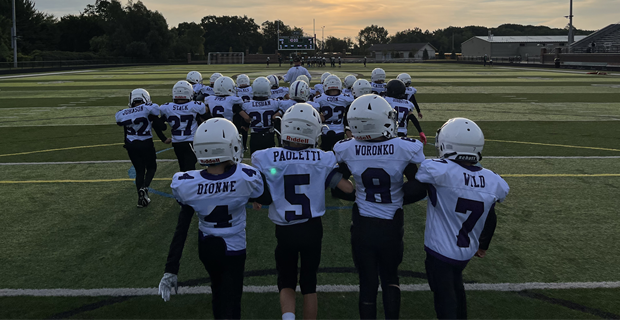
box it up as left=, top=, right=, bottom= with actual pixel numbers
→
left=419, top=132, right=427, bottom=145
left=158, top=273, right=178, bottom=302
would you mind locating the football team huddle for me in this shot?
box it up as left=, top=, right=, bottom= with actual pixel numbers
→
left=115, top=67, right=510, bottom=320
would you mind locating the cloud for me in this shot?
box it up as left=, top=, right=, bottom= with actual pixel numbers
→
left=33, top=0, right=619, bottom=38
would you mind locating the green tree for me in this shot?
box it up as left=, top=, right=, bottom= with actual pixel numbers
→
left=357, top=25, right=388, bottom=52
left=260, top=20, right=303, bottom=54
left=422, top=48, right=429, bottom=60
left=201, top=15, right=261, bottom=54
left=171, top=22, right=205, bottom=58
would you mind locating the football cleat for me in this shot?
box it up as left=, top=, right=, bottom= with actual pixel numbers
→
left=137, top=187, right=151, bottom=208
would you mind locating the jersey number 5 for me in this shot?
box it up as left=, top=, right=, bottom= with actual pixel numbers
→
left=455, top=198, right=484, bottom=248
left=284, top=174, right=312, bottom=222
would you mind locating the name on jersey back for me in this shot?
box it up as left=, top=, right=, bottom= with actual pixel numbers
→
left=197, top=181, right=237, bottom=195
left=251, top=100, right=274, bottom=107
left=122, top=105, right=144, bottom=115
left=272, top=149, right=322, bottom=162
left=173, top=105, right=189, bottom=111
left=355, top=144, right=395, bottom=156
left=463, top=173, right=485, bottom=188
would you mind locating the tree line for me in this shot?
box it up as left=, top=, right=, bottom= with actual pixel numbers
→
left=0, top=0, right=593, bottom=62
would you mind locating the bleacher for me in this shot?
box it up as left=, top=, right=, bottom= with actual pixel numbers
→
left=571, top=23, right=620, bottom=53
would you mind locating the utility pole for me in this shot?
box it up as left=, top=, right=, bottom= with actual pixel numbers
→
left=567, top=0, right=574, bottom=52
left=322, top=26, right=325, bottom=52
left=12, top=0, right=17, bottom=68
left=313, top=19, right=316, bottom=51
left=277, top=20, right=280, bottom=53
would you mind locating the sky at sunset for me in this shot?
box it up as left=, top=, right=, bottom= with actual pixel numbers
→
left=34, top=0, right=619, bottom=39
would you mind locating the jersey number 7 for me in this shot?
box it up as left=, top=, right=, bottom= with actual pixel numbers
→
left=455, top=198, right=484, bottom=248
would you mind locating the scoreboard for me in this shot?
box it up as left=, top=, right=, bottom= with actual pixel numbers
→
left=278, top=36, right=315, bottom=50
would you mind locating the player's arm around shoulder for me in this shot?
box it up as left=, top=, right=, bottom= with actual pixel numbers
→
left=415, top=158, right=450, bottom=185
left=398, top=136, right=425, bottom=164
left=239, top=163, right=265, bottom=199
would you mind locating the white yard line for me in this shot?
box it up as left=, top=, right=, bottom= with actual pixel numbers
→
left=2, top=281, right=619, bottom=297
left=0, top=160, right=176, bottom=165
left=496, top=66, right=620, bottom=76
left=0, top=70, right=95, bottom=80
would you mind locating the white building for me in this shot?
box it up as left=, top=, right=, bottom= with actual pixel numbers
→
left=461, top=35, right=588, bottom=58
left=368, top=43, right=437, bottom=60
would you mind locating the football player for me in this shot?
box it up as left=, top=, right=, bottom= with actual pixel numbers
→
left=160, top=81, right=209, bottom=172
left=252, top=103, right=354, bottom=320
left=313, top=72, right=331, bottom=96
left=268, top=75, right=290, bottom=100
left=238, top=77, right=280, bottom=154
left=314, top=75, right=354, bottom=151
left=370, top=68, right=387, bottom=96
left=158, top=118, right=266, bottom=319
left=414, top=118, right=509, bottom=319
left=236, top=74, right=253, bottom=103
left=333, top=94, right=425, bottom=319
left=384, top=79, right=427, bottom=144
left=204, top=76, right=244, bottom=122
left=115, top=88, right=168, bottom=207
left=396, top=73, right=423, bottom=119
left=278, top=80, right=320, bottom=115
left=199, top=72, right=222, bottom=98
left=351, top=79, right=373, bottom=99
left=186, top=71, right=205, bottom=101
left=283, top=57, right=312, bottom=84
left=343, top=75, right=357, bottom=96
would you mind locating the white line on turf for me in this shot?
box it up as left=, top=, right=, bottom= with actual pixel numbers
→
left=2, top=281, right=620, bottom=297
left=0, top=70, right=95, bottom=80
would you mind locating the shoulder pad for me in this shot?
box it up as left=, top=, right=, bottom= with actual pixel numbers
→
left=400, top=137, right=418, bottom=143
left=431, top=159, right=448, bottom=164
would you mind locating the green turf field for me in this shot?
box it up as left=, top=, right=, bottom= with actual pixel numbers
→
left=1, top=63, right=620, bottom=319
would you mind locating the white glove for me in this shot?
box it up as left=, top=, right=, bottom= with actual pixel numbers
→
left=158, top=273, right=178, bottom=302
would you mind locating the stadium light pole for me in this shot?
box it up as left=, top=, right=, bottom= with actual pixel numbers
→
left=12, top=0, right=17, bottom=68
left=321, top=26, right=325, bottom=52
left=567, top=0, right=574, bottom=52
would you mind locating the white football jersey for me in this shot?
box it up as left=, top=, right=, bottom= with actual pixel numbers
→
left=334, top=137, right=425, bottom=219
left=405, top=86, right=418, bottom=101
left=201, top=86, right=215, bottom=98
left=371, top=82, right=386, bottom=95
left=342, top=88, right=352, bottom=96
left=417, top=159, right=509, bottom=262
left=314, top=93, right=354, bottom=134
left=314, top=84, right=324, bottom=95
left=384, top=96, right=415, bottom=135
left=271, top=87, right=289, bottom=100
left=278, top=100, right=319, bottom=114
left=252, top=147, right=339, bottom=226
left=160, top=101, right=206, bottom=143
left=115, top=103, right=161, bottom=142
left=242, top=99, right=280, bottom=132
left=237, top=87, right=253, bottom=102
left=171, top=164, right=264, bottom=252
left=205, top=95, right=244, bottom=121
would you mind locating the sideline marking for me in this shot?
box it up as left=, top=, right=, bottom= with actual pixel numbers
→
left=2, top=281, right=620, bottom=297
left=0, top=160, right=177, bottom=165
left=0, top=70, right=95, bottom=80
left=486, top=139, right=620, bottom=152
left=0, top=143, right=124, bottom=158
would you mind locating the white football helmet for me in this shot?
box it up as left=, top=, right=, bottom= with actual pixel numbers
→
left=214, top=76, right=237, bottom=96
left=267, top=74, right=279, bottom=88
left=351, top=79, right=372, bottom=98
left=252, top=77, right=272, bottom=98
left=396, top=73, right=412, bottom=86
left=435, top=118, right=484, bottom=162
left=186, top=71, right=203, bottom=85
left=210, top=73, right=223, bottom=84
left=289, top=80, right=310, bottom=101
left=371, top=68, right=386, bottom=82
left=320, top=72, right=331, bottom=83
left=344, top=75, right=357, bottom=89
left=129, top=88, right=151, bottom=107
left=296, top=75, right=310, bottom=86
left=172, top=81, right=194, bottom=100
left=193, top=118, right=243, bottom=166
left=323, top=75, right=342, bottom=93
left=236, top=74, right=250, bottom=87
left=347, top=94, right=398, bottom=141
left=281, top=103, right=323, bottom=146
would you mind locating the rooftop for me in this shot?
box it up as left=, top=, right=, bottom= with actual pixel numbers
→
left=475, top=35, right=588, bottom=43
left=368, top=43, right=436, bottom=52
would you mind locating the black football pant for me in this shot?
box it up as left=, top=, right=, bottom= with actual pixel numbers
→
left=425, top=253, right=468, bottom=319
left=250, top=131, right=276, bottom=154
left=198, top=235, right=246, bottom=320
left=351, top=204, right=404, bottom=319
left=275, top=217, right=323, bottom=294
left=125, top=139, right=157, bottom=192
left=320, top=131, right=345, bottom=152
left=172, top=141, right=196, bottom=172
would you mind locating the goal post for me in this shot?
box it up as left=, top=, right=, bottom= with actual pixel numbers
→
left=207, top=52, right=245, bottom=65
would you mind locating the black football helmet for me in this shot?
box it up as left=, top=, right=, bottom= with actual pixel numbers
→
left=385, top=79, right=406, bottom=99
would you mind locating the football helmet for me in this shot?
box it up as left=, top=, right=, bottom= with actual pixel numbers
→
left=323, top=75, right=342, bottom=93
left=267, top=75, right=279, bottom=88
left=347, top=94, right=398, bottom=141
left=435, top=118, right=484, bottom=162
left=210, top=73, right=223, bottom=84
left=280, top=103, right=323, bottom=146
left=172, top=81, right=193, bottom=100
left=320, top=72, right=331, bottom=84
left=385, top=79, right=406, bottom=98
left=129, top=88, right=151, bottom=107
left=371, top=68, right=386, bottom=82
left=396, top=73, right=412, bottom=86
left=344, top=75, right=357, bottom=89
left=252, top=77, right=272, bottom=98
left=213, top=76, right=237, bottom=96
left=186, top=71, right=203, bottom=85
left=351, top=79, right=372, bottom=98
left=236, top=74, right=250, bottom=87
left=193, top=118, right=243, bottom=165
left=296, top=75, right=310, bottom=86
left=289, top=80, right=310, bottom=101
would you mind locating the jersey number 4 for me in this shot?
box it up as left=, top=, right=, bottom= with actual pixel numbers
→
left=204, top=205, right=232, bottom=228
left=284, top=174, right=312, bottom=222
left=455, top=198, right=484, bottom=248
